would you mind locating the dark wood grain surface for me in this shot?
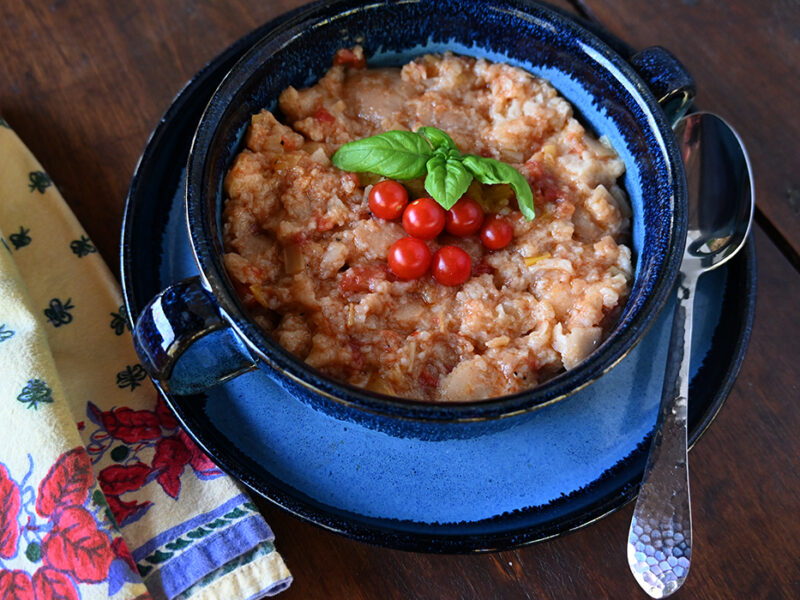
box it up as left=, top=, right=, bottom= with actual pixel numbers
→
left=2, top=1, right=798, bottom=598
left=575, top=0, right=800, bottom=267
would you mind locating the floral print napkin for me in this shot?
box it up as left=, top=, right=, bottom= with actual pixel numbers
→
left=0, top=115, right=292, bottom=600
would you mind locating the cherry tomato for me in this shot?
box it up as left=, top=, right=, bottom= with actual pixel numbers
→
left=402, top=197, right=446, bottom=240
left=369, top=180, right=408, bottom=220
left=445, top=197, right=484, bottom=236
left=387, top=236, right=431, bottom=280
left=431, top=245, right=472, bottom=286
left=480, top=215, right=514, bottom=250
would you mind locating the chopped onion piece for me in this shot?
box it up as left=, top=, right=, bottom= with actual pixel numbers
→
left=283, top=244, right=305, bottom=275
left=524, top=252, right=552, bottom=266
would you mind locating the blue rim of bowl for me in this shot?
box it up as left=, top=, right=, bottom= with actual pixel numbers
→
left=185, top=0, right=688, bottom=423
left=120, top=1, right=756, bottom=552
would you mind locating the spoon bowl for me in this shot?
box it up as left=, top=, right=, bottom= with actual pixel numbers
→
left=678, top=113, right=754, bottom=269
left=627, top=111, right=754, bottom=598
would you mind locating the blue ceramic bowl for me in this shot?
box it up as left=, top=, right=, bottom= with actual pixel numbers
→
left=133, top=0, right=691, bottom=438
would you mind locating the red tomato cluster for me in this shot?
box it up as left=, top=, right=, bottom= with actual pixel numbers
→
left=368, top=180, right=514, bottom=285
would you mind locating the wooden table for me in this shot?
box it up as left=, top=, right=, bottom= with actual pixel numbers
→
left=2, top=1, right=797, bottom=597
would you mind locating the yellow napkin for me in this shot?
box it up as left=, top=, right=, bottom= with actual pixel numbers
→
left=0, top=116, right=291, bottom=599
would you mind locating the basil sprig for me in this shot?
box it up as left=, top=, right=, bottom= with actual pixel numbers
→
left=331, top=126, right=535, bottom=220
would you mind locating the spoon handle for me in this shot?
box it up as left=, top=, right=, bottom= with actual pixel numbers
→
left=628, top=271, right=696, bottom=598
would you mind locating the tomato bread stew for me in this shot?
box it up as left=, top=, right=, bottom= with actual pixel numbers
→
left=221, top=47, right=632, bottom=402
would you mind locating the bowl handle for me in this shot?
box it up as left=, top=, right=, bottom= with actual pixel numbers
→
left=132, top=276, right=257, bottom=395
left=629, top=46, right=696, bottom=126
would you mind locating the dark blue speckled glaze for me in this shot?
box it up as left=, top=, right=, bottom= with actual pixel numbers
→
left=121, top=0, right=757, bottom=552
left=629, top=46, right=696, bottom=122
left=132, top=276, right=256, bottom=395
left=171, top=0, right=690, bottom=437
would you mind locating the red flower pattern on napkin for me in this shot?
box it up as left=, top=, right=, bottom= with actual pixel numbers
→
left=152, top=437, right=192, bottom=499
left=0, top=465, right=22, bottom=559
left=0, top=448, right=142, bottom=600
left=41, top=506, right=114, bottom=583
left=32, top=567, right=79, bottom=600
left=104, top=494, right=152, bottom=528
left=35, top=449, right=93, bottom=518
left=99, top=463, right=151, bottom=496
left=86, top=399, right=222, bottom=513
left=100, top=408, right=161, bottom=444
left=178, top=430, right=222, bottom=478
left=0, top=569, right=34, bottom=599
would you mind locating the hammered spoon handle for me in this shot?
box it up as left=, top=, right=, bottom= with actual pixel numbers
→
left=627, top=270, right=695, bottom=598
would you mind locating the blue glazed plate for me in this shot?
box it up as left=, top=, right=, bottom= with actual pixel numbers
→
left=121, top=11, right=756, bottom=552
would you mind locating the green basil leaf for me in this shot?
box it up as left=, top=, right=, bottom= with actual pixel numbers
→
left=462, top=155, right=535, bottom=220
left=424, top=155, right=473, bottom=210
left=331, top=130, right=432, bottom=179
left=417, top=126, right=458, bottom=152
left=444, top=147, right=462, bottom=161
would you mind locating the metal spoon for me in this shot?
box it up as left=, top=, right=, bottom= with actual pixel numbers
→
left=627, top=112, right=754, bottom=598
